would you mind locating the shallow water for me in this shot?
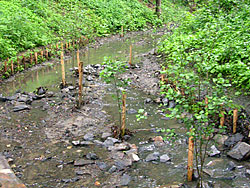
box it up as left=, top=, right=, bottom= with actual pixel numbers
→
left=0, top=30, right=249, bottom=188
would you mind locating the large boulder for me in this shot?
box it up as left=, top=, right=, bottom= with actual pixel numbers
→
left=227, top=142, right=250, bottom=160
left=224, top=133, right=244, bottom=148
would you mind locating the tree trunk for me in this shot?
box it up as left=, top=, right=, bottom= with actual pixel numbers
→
left=156, top=0, right=161, bottom=17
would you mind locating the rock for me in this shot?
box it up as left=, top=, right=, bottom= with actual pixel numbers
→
left=120, top=174, right=131, bottom=186
left=224, top=133, right=244, bottom=148
left=154, top=97, right=161, bottom=104
left=67, top=86, right=75, bottom=90
left=213, top=134, right=228, bottom=146
left=161, top=116, right=171, bottom=120
left=103, top=137, right=120, bottom=147
left=203, top=169, right=214, bottom=177
left=93, top=140, right=103, bottom=146
left=13, top=105, right=30, bottom=112
left=168, top=100, right=176, bottom=108
left=144, top=98, right=152, bottom=103
left=245, top=169, right=250, bottom=177
left=72, top=140, right=80, bottom=146
left=226, top=161, right=236, bottom=171
left=153, top=136, right=164, bottom=143
left=86, top=75, right=93, bottom=81
left=79, top=141, right=94, bottom=146
left=128, top=153, right=140, bottom=162
left=115, top=158, right=132, bottom=170
left=96, top=162, right=108, bottom=171
left=74, top=159, right=94, bottom=166
left=127, top=109, right=137, bottom=114
left=86, top=153, right=99, bottom=160
left=145, top=152, right=160, bottom=162
left=46, top=91, right=54, bottom=98
left=108, top=143, right=130, bottom=151
left=0, top=95, right=7, bottom=102
left=37, top=87, right=47, bottom=95
left=75, top=170, right=91, bottom=176
left=208, top=145, right=221, bottom=157
left=160, top=154, right=171, bottom=162
left=84, top=133, right=94, bottom=141
left=123, top=135, right=131, bottom=141
left=101, top=132, right=112, bottom=140
left=108, top=165, right=117, bottom=173
left=139, top=144, right=155, bottom=152
left=227, top=142, right=250, bottom=160
left=162, top=98, right=169, bottom=106
left=111, top=151, right=124, bottom=159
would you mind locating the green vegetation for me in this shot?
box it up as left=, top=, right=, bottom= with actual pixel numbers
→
left=0, top=0, right=161, bottom=61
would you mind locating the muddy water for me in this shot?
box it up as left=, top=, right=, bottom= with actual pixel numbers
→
left=0, top=31, right=249, bottom=188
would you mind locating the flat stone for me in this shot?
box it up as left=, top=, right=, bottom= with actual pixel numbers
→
left=162, top=98, right=169, bottom=106
left=139, top=144, right=155, bottom=152
left=115, top=158, right=132, bottom=170
left=96, top=162, right=108, bottom=171
left=110, top=151, right=124, bottom=159
left=120, top=174, right=131, bottom=186
left=246, top=169, right=250, bottom=177
left=108, top=143, right=130, bottom=151
left=74, top=159, right=94, bottom=166
left=79, top=141, right=94, bottom=146
left=0, top=95, right=7, bottom=102
left=86, top=153, right=99, bottom=160
left=103, top=137, right=120, bottom=147
left=144, top=98, right=152, bottom=103
left=226, top=161, right=236, bottom=171
left=145, top=152, right=160, bottom=162
left=101, top=132, right=112, bottom=140
left=203, top=169, right=214, bottom=177
left=128, top=153, right=140, bottom=162
left=224, top=133, right=244, bottom=148
left=83, top=133, right=94, bottom=141
left=127, top=109, right=137, bottom=114
left=72, top=141, right=80, bottom=146
left=213, top=134, right=228, bottom=146
left=108, top=165, right=117, bottom=173
left=227, top=142, right=250, bottom=160
left=160, top=154, right=171, bottom=162
left=208, top=145, right=221, bottom=157
left=153, top=136, right=164, bottom=143
left=13, top=105, right=30, bottom=112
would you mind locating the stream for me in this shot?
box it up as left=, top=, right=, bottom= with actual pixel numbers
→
left=0, top=30, right=249, bottom=188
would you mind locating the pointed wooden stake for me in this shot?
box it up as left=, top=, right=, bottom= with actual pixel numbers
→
left=187, top=133, right=194, bottom=182
left=129, top=45, right=132, bottom=66
left=11, top=60, right=14, bottom=74
left=220, top=111, right=225, bottom=127
left=22, top=56, right=26, bottom=69
left=77, top=50, right=80, bottom=73
left=61, top=43, right=64, bottom=50
left=78, top=61, right=83, bottom=107
left=45, top=50, right=49, bottom=59
left=233, top=109, right=238, bottom=133
left=30, top=53, right=33, bottom=64
left=4, top=59, right=8, bottom=72
left=61, top=51, right=66, bottom=87
left=65, top=42, right=68, bottom=49
left=205, top=97, right=208, bottom=108
left=121, top=25, right=124, bottom=37
left=56, top=43, right=59, bottom=50
left=34, top=52, right=38, bottom=64
left=121, top=93, right=127, bottom=136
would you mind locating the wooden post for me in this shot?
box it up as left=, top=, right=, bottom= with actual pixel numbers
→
left=233, top=109, right=238, bottom=133
left=61, top=51, right=66, bottom=87
left=121, top=93, right=126, bottom=136
left=56, top=43, right=59, bottom=50
left=73, top=41, right=75, bottom=48
left=121, top=25, right=124, bottom=37
left=65, top=42, right=68, bottom=49
left=68, top=42, right=71, bottom=48
left=45, top=50, right=49, bottom=59
left=129, top=44, right=132, bottom=66
left=77, top=50, right=80, bottom=73
left=61, top=43, right=64, bottom=50
left=34, top=52, right=38, bottom=64
left=205, top=97, right=208, bottom=108
left=40, top=50, right=43, bottom=59
left=187, top=134, right=194, bottom=181
left=78, top=61, right=83, bottom=107
left=220, top=104, right=225, bottom=127
left=4, top=59, right=8, bottom=72
left=156, top=0, right=161, bottom=17
left=22, top=56, right=26, bottom=69
left=11, top=60, right=14, bottom=74
left=30, top=53, right=33, bottom=64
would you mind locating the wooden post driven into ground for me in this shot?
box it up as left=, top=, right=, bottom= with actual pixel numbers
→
left=11, top=60, right=14, bottom=74
left=4, top=59, right=8, bottom=72
left=78, top=61, right=83, bottom=107
left=30, top=53, right=33, bottom=65
left=121, top=93, right=126, bottom=136
left=233, top=109, right=238, bottom=133
left=187, top=134, right=194, bottom=181
left=77, top=50, right=80, bottom=73
left=61, top=51, right=66, bottom=87
left=156, top=0, right=161, bottom=17
left=121, top=26, right=124, bottom=37
left=34, top=52, right=38, bottom=64
left=129, top=45, right=132, bottom=66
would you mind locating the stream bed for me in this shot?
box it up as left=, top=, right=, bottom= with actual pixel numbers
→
left=0, top=30, right=249, bottom=188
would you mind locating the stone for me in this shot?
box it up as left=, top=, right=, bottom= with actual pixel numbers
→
left=139, top=144, right=155, bottom=152
left=145, top=152, right=160, bottom=162
left=115, top=158, right=132, bottom=170
left=79, top=141, right=94, bottom=146
left=245, top=169, right=250, bottom=177
left=96, top=162, right=108, bottom=171
left=84, top=132, right=94, bottom=141
left=162, top=98, right=169, bottom=106
left=160, top=154, right=171, bottom=162
left=110, top=151, right=124, bottom=159
left=154, top=97, right=161, bottom=104
left=13, top=105, right=30, bottom=112
left=144, top=98, right=152, bottom=103
left=86, top=153, right=99, bottom=160
left=37, top=87, right=47, bottom=95
left=224, top=133, right=244, bottom=148
left=75, top=170, right=91, bottom=176
left=0, top=95, right=7, bottom=102
left=103, top=137, right=120, bottom=147
left=168, top=100, right=176, bottom=108
left=227, top=142, right=250, bottom=160
left=226, top=161, right=236, bottom=171
left=72, top=141, right=80, bottom=146
left=108, top=143, right=130, bottom=151
left=203, top=169, right=214, bottom=177
left=67, top=86, right=75, bottom=90
left=46, top=91, right=54, bottom=98
left=108, top=165, right=117, bottom=173
left=213, top=134, right=228, bottom=146
left=74, top=159, right=94, bottom=166
left=153, top=136, right=164, bottom=143
left=120, top=174, right=131, bottom=186
left=101, top=132, right=112, bottom=140
left=128, top=153, right=140, bottom=162
left=93, top=140, right=103, bottom=146
left=208, top=145, right=221, bottom=157
left=127, top=109, right=137, bottom=114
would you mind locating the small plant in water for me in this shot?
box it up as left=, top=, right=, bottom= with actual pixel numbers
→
left=136, top=109, right=148, bottom=121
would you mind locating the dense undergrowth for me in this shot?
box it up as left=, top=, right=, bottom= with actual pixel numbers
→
left=0, top=0, right=164, bottom=61
left=159, top=0, right=250, bottom=91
